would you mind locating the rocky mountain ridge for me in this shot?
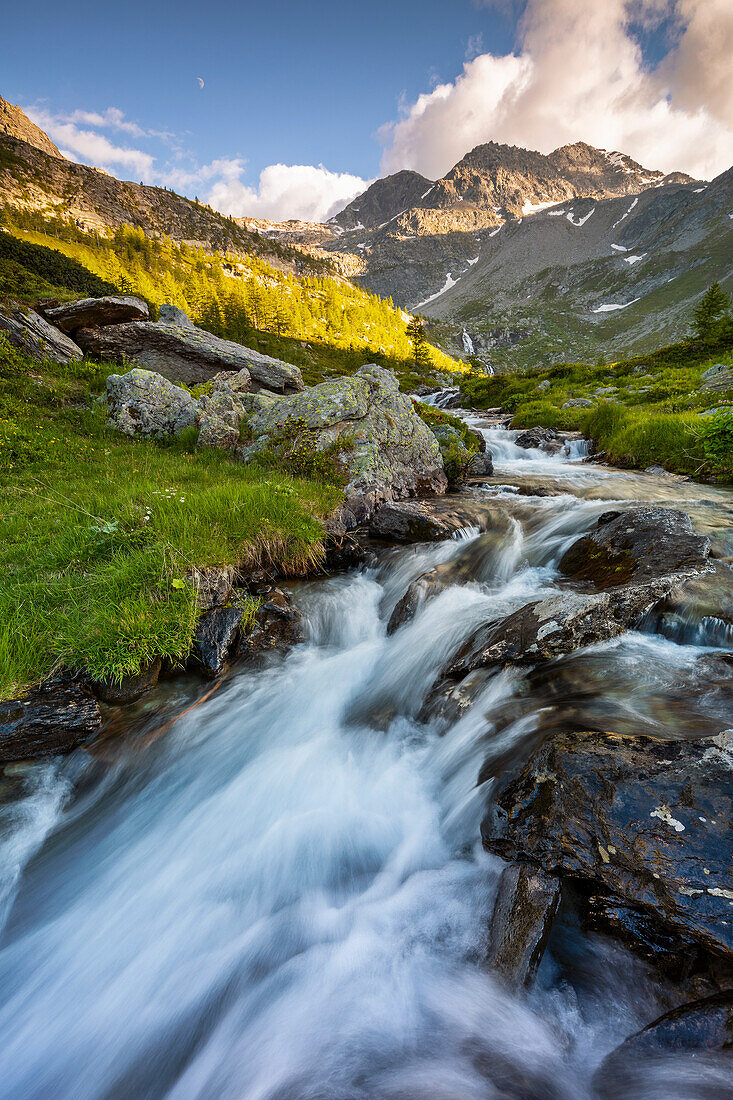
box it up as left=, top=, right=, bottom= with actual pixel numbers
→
left=0, top=101, right=327, bottom=276
left=0, top=95, right=61, bottom=157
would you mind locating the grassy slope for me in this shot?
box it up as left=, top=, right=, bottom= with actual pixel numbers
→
left=1, top=213, right=467, bottom=389
left=0, top=341, right=341, bottom=699
left=460, top=337, right=733, bottom=480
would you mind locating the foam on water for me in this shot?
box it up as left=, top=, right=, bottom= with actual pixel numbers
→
left=0, top=400, right=730, bottom=1098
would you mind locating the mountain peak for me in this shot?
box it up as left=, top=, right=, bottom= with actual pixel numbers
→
left=0, top=96, right=61, bottom=158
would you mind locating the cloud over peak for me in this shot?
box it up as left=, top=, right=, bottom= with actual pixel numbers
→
left=380, top=0, right=733, bottom=182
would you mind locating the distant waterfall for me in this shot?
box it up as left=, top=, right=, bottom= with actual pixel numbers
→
left=461, top=329, right=474, bottom=356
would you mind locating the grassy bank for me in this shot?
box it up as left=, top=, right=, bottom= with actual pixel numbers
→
left=460, top=338, right=733, bottom=481
left=0, top=341, right=341, bottom=699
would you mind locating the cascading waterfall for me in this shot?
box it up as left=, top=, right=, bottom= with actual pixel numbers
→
left=0, top=398, right=730, bottom=1099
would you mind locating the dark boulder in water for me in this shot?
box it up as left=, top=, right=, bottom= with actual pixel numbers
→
left=190, top=606, right=244, bottom=678
left=482, top=729, right=733, bottom=964
left=486, top=862, right=561, bottom=990
left=593, top=991, right=733, bottom=1099
left=237, top=589, right=303, bottom=665
left=447, top=581, right=673, bottom=675
left=559, top=507, right=711, bottom=589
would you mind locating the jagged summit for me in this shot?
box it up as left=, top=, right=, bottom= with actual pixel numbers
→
left=332, top=170, right=433, bottom=232
left=0, top=96, right=61, bottom=158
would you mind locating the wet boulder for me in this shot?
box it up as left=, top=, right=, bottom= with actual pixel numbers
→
left=0, top=674, right=101, bottom=761
left=559, top=507, right=711, bottom=589
left=370, top=497, right=485, bottom=543
left=237, top=589, right=303, bottom=664
left=593, top=992, right=733, bottom=1099
left=76, top=320, right=303, bottom=393
left=106, top=368, right=200, bottom=439
left=486, top=863, right=561, bottom=990
left=481, top=729, right=733, bottom=962
left=448, top=581, right=673, bottom=676
left=0, top=308, right=82, bottom=363
left=189, top=606, right=244, bottom=678
left=43, top=295, right=149, bottom=333
left=387, top=569, right=448, bottom=634
left=88, top=658, right=162, bottom=705
left=514, top=426, right=558, bottom=450
left=645, top=561, right=733, bottom=647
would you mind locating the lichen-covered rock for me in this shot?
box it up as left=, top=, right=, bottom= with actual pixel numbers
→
left=701, top=363, right=733, bottom=393
left=43, top=295, right=149, bottom=333
left=562, top=397, right=594, bottom=408
left=76, top=320, right=303, bottom=393
left=242, top=365, right=447, bottom=523
left=559, top=507, right=711, bottom=589
left=467, top=450, right=494, bottom=477
left=0, top=308, right=82, bottom=363
left=185, top=565, right=235, bottom=610
left=106, top=368, right=199, bottom=438
left=481, top=729, right=733, bottom=962
left=197, top=385, right=247, bottom=451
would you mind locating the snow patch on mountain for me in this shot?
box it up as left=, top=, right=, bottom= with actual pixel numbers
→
left=566, top=207, right=595, bottom=227
left=415, top=272, right=459, bottom=309
left=592, top=297, right=641, bottom=313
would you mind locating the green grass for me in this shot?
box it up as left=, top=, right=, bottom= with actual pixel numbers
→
left=0, top=340, right=341, bottom=699
left=460, top=336, right=733, bottom=480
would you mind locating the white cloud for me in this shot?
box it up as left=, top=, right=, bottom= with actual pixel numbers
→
left=66, top=107, right=146, bottom=137
left=26, top=107, right=154, bottom=178
left=381, top=0, right=733, bottom=182
left=207, top=163, right=371, bottom=223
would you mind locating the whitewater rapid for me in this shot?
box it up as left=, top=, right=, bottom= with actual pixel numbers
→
left=0, top=409, right=731, bottom=1098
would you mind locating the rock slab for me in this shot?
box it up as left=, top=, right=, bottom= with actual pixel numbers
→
left=44, top=295, right=149, bottom=333
left=0, top=676, right=101, bottom=761
left=0, top=308, right=82, bottom=363
left=77, top=320, right=303, bottom=393
left=486, top=863, right=561, bottom=990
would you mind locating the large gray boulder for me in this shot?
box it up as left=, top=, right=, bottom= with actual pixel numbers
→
left=43, top=295, right=149, bottom=333
left=701, top=363, right=733, bottom=393
left=157, top=303, right=196, bottom=329
left=76, top=320, right=303, bottom=393
left=242, top=365, right=447, bottom=523
left=0, top=308, right=82, bottom=363
left=106, top=368, right=200, bottom=438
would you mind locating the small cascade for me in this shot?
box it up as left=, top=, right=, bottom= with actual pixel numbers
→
left=461, top=329, right=474, bottom=356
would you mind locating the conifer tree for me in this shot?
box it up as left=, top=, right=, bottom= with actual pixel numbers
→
left=407, top=316, right=431, bottom=368
left=693, top=282, right=731, bottom=341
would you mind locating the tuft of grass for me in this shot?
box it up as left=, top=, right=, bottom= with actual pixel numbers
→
left=0, top=340, right=341, bottom=698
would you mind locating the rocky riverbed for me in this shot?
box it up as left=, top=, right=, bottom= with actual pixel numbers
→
left=0, top=397, right=731, bottom=1097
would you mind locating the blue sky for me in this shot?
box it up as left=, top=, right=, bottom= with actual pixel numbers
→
left=3, top=0, right=731, bottom=221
